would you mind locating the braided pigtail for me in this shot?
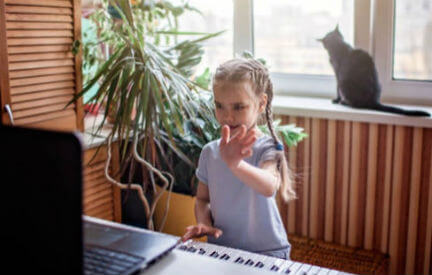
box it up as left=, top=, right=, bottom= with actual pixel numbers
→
left=264, top=80, right=296, bottom=202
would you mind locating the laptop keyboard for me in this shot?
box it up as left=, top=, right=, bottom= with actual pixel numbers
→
left=84, top=246, right=145, bottom=275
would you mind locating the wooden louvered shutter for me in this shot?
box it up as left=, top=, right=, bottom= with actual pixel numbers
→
left=0, top=0, right=83, bottom=131
left=83, top=145, right=122, bottom=222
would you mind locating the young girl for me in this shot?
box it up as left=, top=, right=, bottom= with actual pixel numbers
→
left=182, top=58, right=296, bottom=260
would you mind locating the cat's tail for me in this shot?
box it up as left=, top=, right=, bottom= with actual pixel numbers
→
left=374, top=103, right=430, bottom=116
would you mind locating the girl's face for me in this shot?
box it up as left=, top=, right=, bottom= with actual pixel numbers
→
left=213, top=81, right=267, bottom=132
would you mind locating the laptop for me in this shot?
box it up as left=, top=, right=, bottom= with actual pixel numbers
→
left=0, top=126, right=179, bottom=275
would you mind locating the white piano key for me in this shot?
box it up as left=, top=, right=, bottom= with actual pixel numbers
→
left=316, top=267, right=331, bottom=275
left=308, top=265, right=321, bottom=275
left=286, top=262, right=303, bottom=274
left=327, top=270, right=340, bottom=275
left=295, top=263, right=312, bottom=275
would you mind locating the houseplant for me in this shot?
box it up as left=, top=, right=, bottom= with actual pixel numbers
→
left=76, top=0, right=221, bottom=230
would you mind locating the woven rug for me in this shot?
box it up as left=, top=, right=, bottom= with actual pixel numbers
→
left=289, top=234, right=389, bottom=275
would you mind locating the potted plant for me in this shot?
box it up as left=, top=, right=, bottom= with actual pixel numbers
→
left=76, top=0, right=221, bottom=230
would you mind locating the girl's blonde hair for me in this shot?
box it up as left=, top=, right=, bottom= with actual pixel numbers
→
left=213, top=58, right=296, bottom=202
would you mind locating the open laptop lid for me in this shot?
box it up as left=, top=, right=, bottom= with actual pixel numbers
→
left=0, top=126, right=83, bottom=275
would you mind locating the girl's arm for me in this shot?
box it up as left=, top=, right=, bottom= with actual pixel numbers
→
left=182, top=182, right=222, bottom=241
left=230, top=160, right=280, bottom=197
left=194, top=181, right=213, bottom=226
left=219, top=125, right=280, bottom=197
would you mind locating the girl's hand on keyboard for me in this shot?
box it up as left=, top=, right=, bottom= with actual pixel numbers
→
left=182, top=224, right=223, bottom=242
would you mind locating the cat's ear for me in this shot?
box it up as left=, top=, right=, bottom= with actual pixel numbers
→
left=335, top=24, right=340, bottom=33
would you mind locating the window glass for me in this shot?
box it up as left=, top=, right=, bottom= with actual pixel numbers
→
left=176, top=0, right=233, bottom=73
left=393, top=0, right=432, bottom=81
left=254, top=0, right=354, bottom=75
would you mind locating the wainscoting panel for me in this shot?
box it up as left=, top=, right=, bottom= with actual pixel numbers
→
left=280, top=115, right=432, bottom=275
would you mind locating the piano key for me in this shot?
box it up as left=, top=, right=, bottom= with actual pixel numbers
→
left=327, top=270, right=340, bottom=275
left=286, top=262, right=302, bottom=274
left=295, top=263, right=312, bottom=275
left=308, top=265, right=321, bottom=275
left=316, top=268, right=331, bottom=275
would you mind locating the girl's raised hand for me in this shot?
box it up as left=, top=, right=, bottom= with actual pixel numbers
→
left=181, top=224, right=223, bottom=242
left=219, top=125, right=257, bottom=169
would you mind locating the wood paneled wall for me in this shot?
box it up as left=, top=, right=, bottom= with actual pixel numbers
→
left=278, top=115, right=432, bottom=275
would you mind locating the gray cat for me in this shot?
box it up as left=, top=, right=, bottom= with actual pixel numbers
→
left=318, top=25, right=430, bottom=116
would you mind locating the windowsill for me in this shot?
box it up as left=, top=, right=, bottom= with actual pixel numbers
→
left=273, top=95, right=432, bottom=128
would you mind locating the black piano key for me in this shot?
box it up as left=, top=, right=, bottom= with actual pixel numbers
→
left=220, top=254, right=230, bottom=260
left=234, top=257, right=244, bottom=264
left=178, top=245, right=188, bottom=250
left=209, top=251, right=219, bottom=258
left=245, top=259, right=254, bottom=266
left=255, top=261, right=264, bottom=268
left=186, top=246, right=197, bottom=252
left=284, top=268, right=291, bottom=274
left=198, top=248, right=206, bottom=255
left=270, top=265, right=280, bottom=271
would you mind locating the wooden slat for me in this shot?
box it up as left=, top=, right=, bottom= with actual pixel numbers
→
left=405, top=128, right=423, bottom=274
left=6, top=22, right=73, bottom=30
left=287, top=116, right=296, bottom=234
left=6, top=13, right=72, bottom=22
left=14, top=101, right=74, bottom=119
left=86, top=204, right=114, bottom=218
left=12, top=95, right=72, bottom=111
left=333, top=121, right=345, bottom=243
left=85, top=148, right=109, bottom=167
left=85, top=203, right=112, bottom=217
left=5, top=5, right=72, bottom=15
left=9, top=59, right=74, bottom=71
left=348, top=122, right=361, bottom=247
left=389, top=126, right=405, bottom=274
left=9, top=66, right=74, bottom=78
left=301, top=117, right=311, bottom=236
left=110, top=142, right=122, bottom=222
left=309, top=118, right=320, bottom=239
left=365, top=123, right=378, bottom=249
left=424, top=142, right=432, bottom=274
left=340, top=121, right=351, bottom=245
left=85, top=177, right=110, bottom=190
left=85, top=188, right=114, bottom=205
left=10, top=80, right=74, bottom=95
left=16, top=110, right=76, bottom=129
left=84, top=197, right=112, bottom=212
left=10, top=73, right=74, bottom=87
left=84, top=182, right=112, bottom=198
left=8, top=37, right=73, bottom=46
left=11, top=88, right=74, bottom=103
left=7, top=30, right=73, bottom=38
left=324, top=119, right=336, bottom=242
left=5, top=0, right=73, bottom=8
left=84, top=162, right=107, bottom=176
left=381, top=125, right=394, bottom=252
left=73, top=0, right=84, bottom=131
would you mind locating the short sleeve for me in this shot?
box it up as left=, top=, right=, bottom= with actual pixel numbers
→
left=257, top=137, right=278, bottom=167
left=195, top=144, right=210, bottom=184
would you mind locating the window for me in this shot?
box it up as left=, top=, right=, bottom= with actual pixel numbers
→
left=233, top=0, right=432, bottom=105
left=176, top=0, right=233, bottom=74
left=393, top=0, right=432, bottom=81
left=254, top=0, right=354, bottom=76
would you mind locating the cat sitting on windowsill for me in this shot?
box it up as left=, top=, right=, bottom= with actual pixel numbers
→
left=318, top=25, right=430, bottom=117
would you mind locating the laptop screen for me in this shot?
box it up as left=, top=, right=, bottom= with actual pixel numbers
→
left=0, top=126, right=83, bottom=274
